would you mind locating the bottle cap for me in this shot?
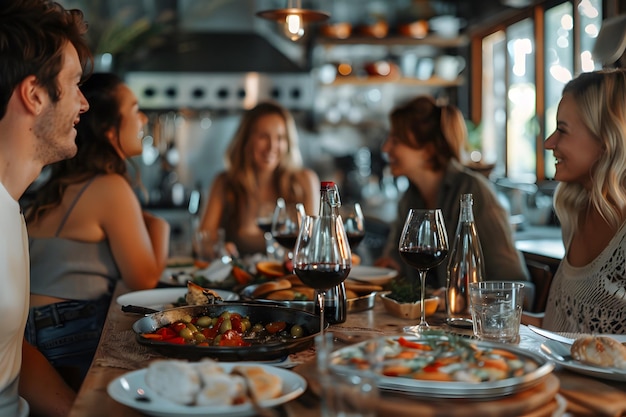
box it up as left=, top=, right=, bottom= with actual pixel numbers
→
left=321, top=181, right=335, bottom=189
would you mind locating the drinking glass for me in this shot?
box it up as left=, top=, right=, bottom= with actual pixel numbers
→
left=341, top=202, right=365, bottom=251
left=271, top=198, right=306, bottom=259
left=398, top=209, right=449, bottom=333
left=293, top=215, right=351, bottom=343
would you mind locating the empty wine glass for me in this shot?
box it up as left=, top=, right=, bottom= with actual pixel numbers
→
left=293, top=215, right=351, bottom=341
left=341, top=202, right=365, bottom=251
left=398, top=209, right=449, bottom=333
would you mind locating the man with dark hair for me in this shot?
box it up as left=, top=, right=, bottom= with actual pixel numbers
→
left=0, top=1, right=91, bottom=416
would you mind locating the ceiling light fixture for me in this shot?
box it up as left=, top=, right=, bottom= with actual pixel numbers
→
left=256, top=0, right=330, bottom=41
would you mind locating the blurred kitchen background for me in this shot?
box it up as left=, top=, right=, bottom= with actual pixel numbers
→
left=41, top=0, right=622, bottom=260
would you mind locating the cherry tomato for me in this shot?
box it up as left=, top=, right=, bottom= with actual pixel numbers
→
left=171, top=322, right=187, bottom=333
left=219, top=329, right=250, bottom=347
left=230, top=315, right=243, bottom=333
left=265, top=321, right=287, bottom=334
left=168, top=337, right=186, bottom=345
left=156, top=327, right=177, bottom=340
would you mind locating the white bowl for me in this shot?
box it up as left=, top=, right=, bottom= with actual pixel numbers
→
left=379, top=292, right=439, bottom=320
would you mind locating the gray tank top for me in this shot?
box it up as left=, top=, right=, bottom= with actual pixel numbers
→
left=29, top=178, right=120, bottom=300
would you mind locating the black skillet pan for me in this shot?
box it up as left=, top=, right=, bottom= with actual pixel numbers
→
left=132, top=303, right=323, bottom=361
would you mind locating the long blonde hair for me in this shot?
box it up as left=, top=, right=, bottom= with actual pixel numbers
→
left=222, top=101, right=308, bottom=222
left=553, top=69, right=626, bottom=232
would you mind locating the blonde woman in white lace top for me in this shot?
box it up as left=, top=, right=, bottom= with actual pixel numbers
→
left=542, top=69, right=626, bottom=334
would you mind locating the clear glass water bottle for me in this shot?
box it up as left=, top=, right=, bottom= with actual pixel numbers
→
left=446, top=193, right=485, bottom=328
left=315, top=181, right=348, bottom=324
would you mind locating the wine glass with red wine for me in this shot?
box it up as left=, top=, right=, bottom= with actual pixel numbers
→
left=293, top=215, right=352, bottom=338
left=398, top=208, right=449, bottom=333
left=341, top=202, right=365, bottom=251
left=271, top=198, right=306, bottom=264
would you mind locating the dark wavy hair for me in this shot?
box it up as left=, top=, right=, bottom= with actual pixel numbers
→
left=0, top=0, right=92, bottom=119
left=389, top=95, right=466, bottom=171
left=25, top=73, right=133, bottom=224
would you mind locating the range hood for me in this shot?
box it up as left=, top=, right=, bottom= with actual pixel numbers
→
left=123, top=32, right=309, bottom=73
left=123, top=31, right=315, bottom=111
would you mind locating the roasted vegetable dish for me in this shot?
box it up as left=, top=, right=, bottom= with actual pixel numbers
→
left=140, top=310, right=307, bottom=347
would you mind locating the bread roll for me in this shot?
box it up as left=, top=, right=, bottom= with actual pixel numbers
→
left=290, top=286, right=315, bottom=300
left=571, top=335, right=626, bottom=369
left=284, top=274, right=304, bottom=286
left=252, top=279, right=291, bottom=298
left=232, top=366, right=282, bottom=401
left=265, top=289, right=295, bottom=300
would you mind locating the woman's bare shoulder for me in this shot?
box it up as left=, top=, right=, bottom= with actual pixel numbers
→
left=293, top=168, right=320, bottom=183
left=86, top=174, right=137, bottom=205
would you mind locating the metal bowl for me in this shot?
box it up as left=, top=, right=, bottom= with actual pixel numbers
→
left=132, top=303, right=323, bottom=361
left=240, top=284, right=376, bottom=313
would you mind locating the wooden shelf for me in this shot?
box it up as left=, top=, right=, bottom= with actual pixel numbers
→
left=317, top=34, right=469, bottom=48
left=320, top=75, right=464, bottom=87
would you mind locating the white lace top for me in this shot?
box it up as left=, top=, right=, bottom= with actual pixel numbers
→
left=543, top=220, right=626, bottom=334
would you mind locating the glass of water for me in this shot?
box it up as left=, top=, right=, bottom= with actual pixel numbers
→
left=469, top=281, right=525, bottom=343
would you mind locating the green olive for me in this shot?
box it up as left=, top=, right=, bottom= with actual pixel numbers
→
left=213, top=334, right=222, bottom=345
left=241, top=318, right=251, bottom=332
left=252, top=323, right=264, bottom=333
left=186, top=322, right=198, bottom=333
left=196, top=316, right=212, bottom=328
left=219, top=318, right=232, bottom=333
left=181, top=314, right=192, bottom=324
left=194, top=333, right=207, bottom=343
left=179, top=327, right=194, bottom=340
left=220, top=312, right=231, bottom=320
left=290, top=325, right=304, bottom=338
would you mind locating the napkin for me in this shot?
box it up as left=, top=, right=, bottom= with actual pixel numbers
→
left=557, top=371, right=626, bottom=417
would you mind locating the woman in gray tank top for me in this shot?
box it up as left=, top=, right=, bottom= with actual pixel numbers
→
left=23, top=73, right=170, bottom=391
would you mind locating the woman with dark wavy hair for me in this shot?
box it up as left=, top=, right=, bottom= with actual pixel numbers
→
left=24, top=73, right=170, bottom=390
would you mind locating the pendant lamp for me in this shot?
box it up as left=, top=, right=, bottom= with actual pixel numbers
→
left=256, top=0, right=330, bottom=41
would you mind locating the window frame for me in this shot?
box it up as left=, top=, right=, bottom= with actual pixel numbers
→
left=469, top=0, right=609, bottom=183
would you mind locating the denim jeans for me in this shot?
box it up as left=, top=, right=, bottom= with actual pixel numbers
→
left=24, top=297, right=110, bottom=389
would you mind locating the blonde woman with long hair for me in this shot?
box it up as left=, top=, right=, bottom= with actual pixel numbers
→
left=199, top=101, right=320, bottom=256
left=542, top=69, right=626, bottom=334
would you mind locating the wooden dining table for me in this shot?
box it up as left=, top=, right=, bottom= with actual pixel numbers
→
left=68, top=280, right=626, bottom=417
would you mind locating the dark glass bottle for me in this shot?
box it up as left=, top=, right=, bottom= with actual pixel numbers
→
left=446, top=193, right=485, bottom=328
left=315, top=181, right=348, bottom=324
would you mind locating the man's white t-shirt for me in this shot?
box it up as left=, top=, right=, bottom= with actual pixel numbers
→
left=0, top=181, right=30, bottom=415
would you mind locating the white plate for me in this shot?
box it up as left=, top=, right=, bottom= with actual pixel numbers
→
left=348, top=266, right=397, bottom=286
left=107, top=363, right=307, bottom=417
left=330, top=334, right=554, bottom=399
left=541, top=339, right=626, bottom=382
left=116, top=288, right=239, bottom=310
